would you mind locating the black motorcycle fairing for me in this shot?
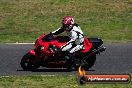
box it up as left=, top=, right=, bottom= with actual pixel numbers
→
left=88, top=38, right=103, bottom=49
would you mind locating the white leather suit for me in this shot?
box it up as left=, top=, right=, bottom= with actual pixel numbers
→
left=52, top=24, right=84, bottom=53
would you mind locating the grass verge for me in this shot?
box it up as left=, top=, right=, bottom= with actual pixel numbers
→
left=0, top=0, right=132, bottom=43
left=0, top=75, right=131, bottom=88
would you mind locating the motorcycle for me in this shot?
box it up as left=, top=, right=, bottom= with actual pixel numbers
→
left=20, top=33, right=106, bottom=71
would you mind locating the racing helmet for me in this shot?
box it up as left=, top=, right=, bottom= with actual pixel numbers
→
left=62, top=16, right=74, bottom=31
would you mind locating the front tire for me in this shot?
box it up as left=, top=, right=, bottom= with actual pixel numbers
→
left=20, top=53, right=40, bottom=71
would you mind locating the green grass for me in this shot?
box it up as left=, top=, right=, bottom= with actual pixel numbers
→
left=0, top=0, right=132, bottom=43
left=0, top=75, right=131, bottom=88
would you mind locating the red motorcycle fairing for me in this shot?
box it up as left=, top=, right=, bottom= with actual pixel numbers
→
left=29, top=34, right=92, bottom=57
left=36, top=34, right=92, bottom=53
left=81, top=37, right=92, bottom=52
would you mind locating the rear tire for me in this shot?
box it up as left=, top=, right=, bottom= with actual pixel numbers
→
left=20, top=53, right=40, bottom=71
left=81, top=55, right=96, bottom=70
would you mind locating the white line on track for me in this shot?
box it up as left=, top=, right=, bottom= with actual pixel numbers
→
left=0, top=76, right=10, bottom=78
left=5, top=43, right=35, bottom=44
left=0, top=75, right=74, bottom=77
left=40, top=75, right=56, bottom=77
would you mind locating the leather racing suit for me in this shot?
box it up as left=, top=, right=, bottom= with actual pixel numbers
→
left=52, top=24, right=84, bottom=54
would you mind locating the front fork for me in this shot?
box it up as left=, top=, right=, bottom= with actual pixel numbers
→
left=29, top=49, right=41, bottom=61
left=29, top=49, right=46, bottom=65
left=29, top=49, right=35, bottom=55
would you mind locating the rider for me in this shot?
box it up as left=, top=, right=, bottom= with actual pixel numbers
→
left=51, top=16, right=84, bottom=61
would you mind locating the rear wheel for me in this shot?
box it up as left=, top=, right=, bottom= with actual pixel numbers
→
left=81, top=55, right=96, bottom=70
left=20, top=53, right=40, bottom=71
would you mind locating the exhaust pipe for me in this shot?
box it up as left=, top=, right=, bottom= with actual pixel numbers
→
left=80, top=46, right=106, bottom=67
left=88, top=46, right=106, bottom=58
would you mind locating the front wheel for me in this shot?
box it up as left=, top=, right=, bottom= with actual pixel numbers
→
left=20, top=53, right=40, bottom=71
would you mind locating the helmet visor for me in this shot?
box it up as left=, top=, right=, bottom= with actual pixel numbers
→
left=63, top=23, right=70, bottom=28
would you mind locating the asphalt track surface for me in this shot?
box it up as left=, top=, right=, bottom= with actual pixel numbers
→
left=0, top=43, right=132, bottom=76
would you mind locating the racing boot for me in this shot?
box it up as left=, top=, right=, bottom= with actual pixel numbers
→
left=65, top=53, right=75, bottom=70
